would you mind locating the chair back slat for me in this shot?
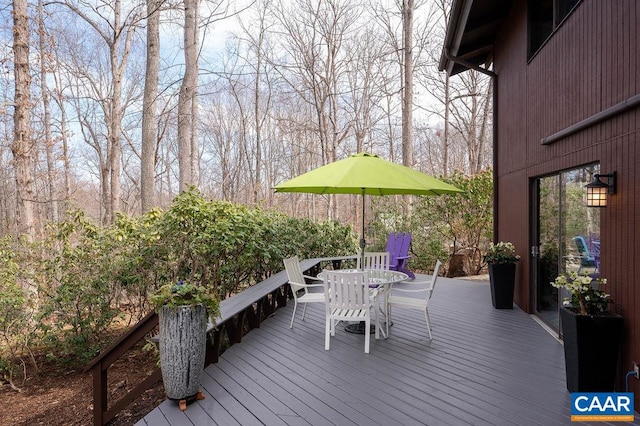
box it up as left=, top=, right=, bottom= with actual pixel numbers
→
left=385, top=232, right=411, bottom=267
left=427, top=260, right=443, bottom=301
left=385, top=233, right=399, bottom=257
left=284, top=256, right=307, bottom=294
left=574, top=236, right=591, bottom=258
left=573, top=236, right=598, bottom=272
left=323, top=269, right=372, bottom=353
left=357, top=252, right=390, bottom=270
left=323, top=270, right=369, bottom=310
left=397, top=233, right=411, bottom=257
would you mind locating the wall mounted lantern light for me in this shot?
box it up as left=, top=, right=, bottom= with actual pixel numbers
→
left=585, top=171, right=616, bottom=207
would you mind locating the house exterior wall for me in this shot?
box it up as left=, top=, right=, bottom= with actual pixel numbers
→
left=492, top=0, right=639, bottom=389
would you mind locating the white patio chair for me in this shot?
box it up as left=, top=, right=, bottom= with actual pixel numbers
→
left=357, top=252, right=391, bottom=334
left=386, top=260, right=442, bottom=339
left=284, top=256, right=325, bottom=329
left=356, top=251, right=391, bottom=270
left=322, top=269, right=378, bottom=353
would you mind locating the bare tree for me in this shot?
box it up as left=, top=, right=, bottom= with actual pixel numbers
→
left=421, top=70, right=492, bottom=174
left=236, top=0, right=275, bottom=204
left=178, top=0, right=199, bottom=191
left=443, top=71, right=450, bottom=175
left=0, top=0, right=495, bottom=233
left=49, top=36, right=73, bottom=207
left=213, top=41, right=253, bottom=203
left=342, top=26, right=388, bottom=153
left=371, top=5, right=402, bottom=162
left=199, top=89, right=245, bottom=200
left=372, top=0, right=436, bottom=163
left=0, top=75, right=17, bottom=235
left=448, top=71, right=492, bottom=174
left=269, top=0, right=360, bottom=219
left=56, top=0, right=144, bottom=223
left=36, top=0, right=59, bottom=223
left=417, top=0, right=493, bottom=175
left=141, top=0, right=161, bottom=212
left=12, top=0, right=35, bottom=240
left=401, top=0, right=414, bottom=168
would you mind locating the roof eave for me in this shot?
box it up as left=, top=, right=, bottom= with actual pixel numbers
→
left=439, top=0, right=473, bottom=74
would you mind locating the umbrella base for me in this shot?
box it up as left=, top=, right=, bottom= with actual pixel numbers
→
left=344, top=321, right=376, bottom=334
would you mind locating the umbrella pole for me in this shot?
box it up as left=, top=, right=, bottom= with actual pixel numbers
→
left=347, top=188, right=373, bottom=334
left=359, top=189, right=365, bottom=269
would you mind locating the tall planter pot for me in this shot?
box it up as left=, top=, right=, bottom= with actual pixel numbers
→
left=159, top=304, right=208, bottom=409
left=488, top=262, right=516, bottom=309
left=560, top=307, right=624, bottom=392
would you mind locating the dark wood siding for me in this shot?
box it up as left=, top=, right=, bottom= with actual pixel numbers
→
left=493, top=0, right=640, bottom=397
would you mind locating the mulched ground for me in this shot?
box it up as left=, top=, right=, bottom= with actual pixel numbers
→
left=0, top=345, right=165, bottom=426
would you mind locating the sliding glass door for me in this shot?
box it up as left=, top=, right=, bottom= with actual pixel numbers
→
left=532, top=165, right=600, bottom=333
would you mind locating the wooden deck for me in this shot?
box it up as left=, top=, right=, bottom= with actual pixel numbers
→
left=136, top=276, right=636, bottom=426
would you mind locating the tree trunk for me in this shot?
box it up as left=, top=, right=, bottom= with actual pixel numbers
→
left=178, top=0, right=199, bottom=192
left=252, top=22, right=266, bottom=205
left=61, top=0, right=141, bottom=223
left=38, top=0, right=58, bottom=224
left=476, top=82, right=493, bottom=174
left=107, top=0, right=126, bottom=222
left=190, top=0, right=200, bottom=188
left=401, top=0, right=414, bottom=168
left=12, top=0, right=35, bottom=241
left=141, top=0, right=160, bottom=212
left=51, top=38, right=73, bottom=212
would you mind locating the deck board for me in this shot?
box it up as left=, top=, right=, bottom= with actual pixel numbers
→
left=135, top=276, right=638, bottom=426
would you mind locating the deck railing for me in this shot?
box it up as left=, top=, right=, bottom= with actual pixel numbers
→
left=84, top=256, right=355, bottom=426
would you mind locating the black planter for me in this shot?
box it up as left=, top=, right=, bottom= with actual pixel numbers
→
left=488, top=262, right=516, bottom=309
left=560, top=307, right=624, bottom=392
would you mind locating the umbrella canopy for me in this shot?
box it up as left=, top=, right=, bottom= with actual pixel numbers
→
left=274, top=152, right=463, bottom=254
left=274, top=152, right=462, bottom=196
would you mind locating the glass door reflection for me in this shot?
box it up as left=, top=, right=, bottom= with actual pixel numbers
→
left=534, top=165, right=600, bottom=333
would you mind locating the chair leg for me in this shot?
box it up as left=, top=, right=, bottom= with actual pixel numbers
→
left=290, top=300, right=298, bottom=329
left=301, top=303, right=308, bottom=320
left=364, top=316, right=370, bottom=353
left=374, top=306, right=380, bottom=340
left=381, top=288, right=388, bottom=339
left=325, top=318, right=331, bottom=350
left=424, top=308, right=432, bottom=340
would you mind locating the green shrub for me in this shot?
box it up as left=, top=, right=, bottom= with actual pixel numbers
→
left=1, top=187, right=359, bottom=372
left=36, top=211, right=123, bottom=364
left=0, top=236, right=35, bottom=386
left=150, top=281, right=220, bottom=319
left=412, top=170, right=493, bottom=275
left=367, top=170, right=493, bottom=275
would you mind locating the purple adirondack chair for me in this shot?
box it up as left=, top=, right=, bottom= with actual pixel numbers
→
left=385, top=232, right=415, bottom=279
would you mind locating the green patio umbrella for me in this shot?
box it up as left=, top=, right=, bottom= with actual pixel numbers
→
left=274, top=152, right=463, bottom=254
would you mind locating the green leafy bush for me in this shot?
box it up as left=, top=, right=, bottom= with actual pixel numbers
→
left=146, top=189, right=356, bottom=298
left=36, top=211, right=123, bottom=364
left=1, top=187, right=359, bottom=371
left=368, top=170, right=493, bottom=275
left=412, top=170, right=493, bottom=274
left=0, top=236, right=36, bottom=387
left=150, top=281, right=220, bottom=320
